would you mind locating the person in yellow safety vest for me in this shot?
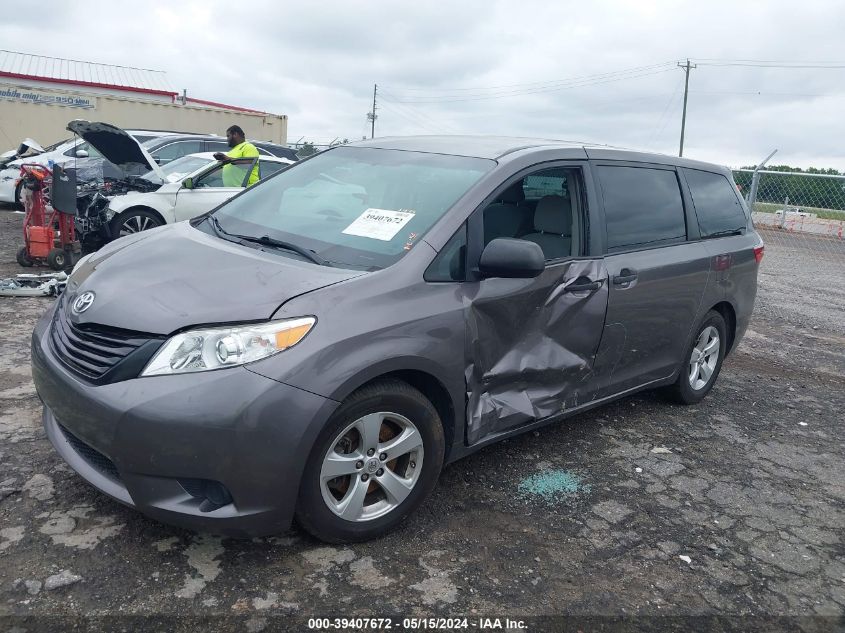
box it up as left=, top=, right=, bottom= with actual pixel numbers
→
left=213, top=125, right=260, bottom=187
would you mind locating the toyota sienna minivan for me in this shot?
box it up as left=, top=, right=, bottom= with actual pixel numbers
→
left=31, top=137, right=763, bottom=543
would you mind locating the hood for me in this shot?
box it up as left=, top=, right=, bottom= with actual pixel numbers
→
left=66, top=221, right=365, bottom=334
left=16, top=138, right=45, bottom=156
left=66, top=120, right=166, bottom=180
left=0, top=138, right=45, bottom=168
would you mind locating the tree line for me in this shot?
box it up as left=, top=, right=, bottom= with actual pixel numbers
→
left=733, top=165, right=845, bottom=211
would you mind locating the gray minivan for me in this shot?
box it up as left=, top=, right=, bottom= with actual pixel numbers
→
left=31, top=137, right=763, bottom=542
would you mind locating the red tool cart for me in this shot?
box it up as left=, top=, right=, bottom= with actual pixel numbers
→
left=15, top=164, right=81, bottom=270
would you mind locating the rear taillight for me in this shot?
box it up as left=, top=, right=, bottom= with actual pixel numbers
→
left=754, top=246, right=764, bottom=263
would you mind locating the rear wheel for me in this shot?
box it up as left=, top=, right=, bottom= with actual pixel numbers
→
left=110, top=208, right=163, bottom=239
left=666, top=310, right=727, bottom=404
left=296, top=380, right=445, bottom=543
left=46, top=247, right=68, bottom=270
left=14, top=181, right=24, bottom=209
left=16, top=246, right=33, bottom=267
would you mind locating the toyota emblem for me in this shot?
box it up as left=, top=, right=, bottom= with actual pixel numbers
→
left=72, top=291, right=96, bottom=315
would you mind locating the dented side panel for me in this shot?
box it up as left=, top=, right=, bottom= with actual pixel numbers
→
left=464, top=259, right=608, bottom=445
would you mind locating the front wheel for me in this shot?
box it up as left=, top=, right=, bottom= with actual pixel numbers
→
left=110, top=208, right=163, bottom=239
left=296, top=380, right=445, bottom=543
left=46, top=247, right=69, bottom=270
left=14, top=181, right=24, bottom=209
left=666, top=310, right=727, bottom=404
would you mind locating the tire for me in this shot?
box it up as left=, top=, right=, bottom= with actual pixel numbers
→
left=14, top=181, right=24, bottom=209
left=110, top=208, right=163, bottom=239
left=16, top=246, right=33, bottom=267
left=296, top=379, right=445, bottom=543
left=666, top=310, right=727, bottom=405
left=46, top=247, right=68, bottom=270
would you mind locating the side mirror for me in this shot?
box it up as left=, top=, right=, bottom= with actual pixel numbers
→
left=479, top=238, right=545, bottom=279
left=182, top=177, right=194, bottom=190
left=75, top=149, right=89, bottom=158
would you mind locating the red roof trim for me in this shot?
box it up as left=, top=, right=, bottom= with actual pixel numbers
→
left=185, top=97, right=267, bottom=114
left=0, top=71, right=178, bottom=97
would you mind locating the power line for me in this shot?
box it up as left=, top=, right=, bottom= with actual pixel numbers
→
left=381, top=57, right=845, bottom=103
left=382, top=61, right=675, bottom=94
left=382, top=67, right=675, bottom=104
left=377, top=101, right=445, bottom=134
left=378, top=89, right=462, bottom=133
left=695, top=60, right=845, bottom=68
left=647, top=74, right=685, bottom=149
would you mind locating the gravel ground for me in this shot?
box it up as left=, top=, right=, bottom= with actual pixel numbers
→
left=0, top=209, right=843, bottom=631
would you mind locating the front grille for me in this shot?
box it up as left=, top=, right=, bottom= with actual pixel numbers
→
left=49, top=299, right=157, bottom=382
left=59, top=424, right=120, bottom=481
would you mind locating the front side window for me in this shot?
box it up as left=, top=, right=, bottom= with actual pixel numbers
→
left=211, top=146, right=494, bottom=270
left=598, top=166, right=686, bottom=251
left=482, top=167, right=580, bottom=261
left=522, top=171, right=569, bottom=200
left=683, top=168, right=746, bottom=237
left=195, top=158, right=256, bottom=188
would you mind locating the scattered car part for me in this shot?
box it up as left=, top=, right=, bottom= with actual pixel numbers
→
left=0, top=272, right=67, bottom=297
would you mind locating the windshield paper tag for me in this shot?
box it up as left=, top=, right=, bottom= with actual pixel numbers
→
left=342, top=208, right=415, bottom=241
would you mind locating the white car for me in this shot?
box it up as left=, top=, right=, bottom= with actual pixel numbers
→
left=106, top=152, right=294, bottom=236
left=0, top=129, right=186, bottom=205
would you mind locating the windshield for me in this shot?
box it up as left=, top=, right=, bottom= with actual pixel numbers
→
left=209, top=146, right=493, bottom=270
left=43, top=138, right=73, bottom=152
left=141, top=154, right=212, bottom=183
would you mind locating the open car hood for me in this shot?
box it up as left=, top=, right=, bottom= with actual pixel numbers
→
left=0, top=138, right=45, bottom=168
left=66, top=120, right=166, bottom=180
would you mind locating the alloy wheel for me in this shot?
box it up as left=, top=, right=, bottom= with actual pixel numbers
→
left=688, top=325, right=720, bottom=390
left=319, top=411, right=424, bottom=522
left=118, top=214, right=159, bottom=236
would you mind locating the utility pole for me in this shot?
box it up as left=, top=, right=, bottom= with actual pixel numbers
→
left=367, top=84, right=378, bottom=139
left=678, top=59, right=696, bottom=157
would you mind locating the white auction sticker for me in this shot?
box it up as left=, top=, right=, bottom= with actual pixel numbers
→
left=342, top=208, right=416, bottom=241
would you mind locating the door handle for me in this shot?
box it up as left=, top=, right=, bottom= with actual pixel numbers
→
left=612, top=268, right=638, bottom=285
left=564, top=278, right=602, bottom=293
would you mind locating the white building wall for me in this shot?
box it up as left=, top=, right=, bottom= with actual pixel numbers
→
left=0, top=80, right=288, bottom=147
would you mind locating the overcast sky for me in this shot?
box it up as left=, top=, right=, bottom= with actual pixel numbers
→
left=2, top=0, right=844, bottom=169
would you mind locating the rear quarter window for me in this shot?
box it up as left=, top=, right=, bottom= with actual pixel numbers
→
left=683, top=168, right=747, bottom=237
left=597, top=165, right=686, bottom=251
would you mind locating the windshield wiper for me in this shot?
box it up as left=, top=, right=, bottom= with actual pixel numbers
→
left=704, top=228, right=745, bottom=238
left=207, top=216, right=327, bottom=266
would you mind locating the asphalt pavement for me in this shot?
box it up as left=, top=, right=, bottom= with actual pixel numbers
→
left=0, top=210, right=843, bottom=632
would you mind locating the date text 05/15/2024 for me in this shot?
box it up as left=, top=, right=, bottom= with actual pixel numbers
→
left=307, top=617, right=528, bottom=630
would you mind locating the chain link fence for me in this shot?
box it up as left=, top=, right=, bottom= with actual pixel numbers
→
left=732, top=168, right=845, bottom=331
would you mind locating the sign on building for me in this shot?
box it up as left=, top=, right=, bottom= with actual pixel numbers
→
left=0, top=86, right=96, bottom=109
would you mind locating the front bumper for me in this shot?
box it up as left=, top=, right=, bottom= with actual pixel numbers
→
left=31, top=304, right=338, bottom=537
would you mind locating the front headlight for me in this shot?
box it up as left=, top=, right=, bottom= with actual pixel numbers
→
left=141, top=317, right=315, bottom=376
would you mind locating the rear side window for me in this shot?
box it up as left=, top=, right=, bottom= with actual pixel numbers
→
left=683, top=168, right=746, bottom=237
left=152, top=140, right=203, bottom=163
left=598, top=166, right=686, bottom=251
left=260, top=160, right=287, bottom=178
